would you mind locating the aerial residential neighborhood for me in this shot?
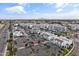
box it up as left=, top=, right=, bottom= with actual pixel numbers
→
left=0, top=20, right=79, bottom=56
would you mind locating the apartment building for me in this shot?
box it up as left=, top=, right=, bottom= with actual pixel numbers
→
left=37, top=31, right=73, bottom=48
left=13, top=23, right=73, bottom=48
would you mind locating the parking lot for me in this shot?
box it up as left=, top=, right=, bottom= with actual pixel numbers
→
left=13, top=25, right=62, bottom=56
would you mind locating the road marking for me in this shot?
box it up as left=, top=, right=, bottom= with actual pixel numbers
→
left=3, top=43, right=8, bottom=56
left=18, top=47, right=25, bottom=50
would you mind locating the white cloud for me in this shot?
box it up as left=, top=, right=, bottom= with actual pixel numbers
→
left=45, top=3, right=69, bottom=13
left=32, top=9, right=79, bottom=19
left=55, top=3, right=69, bottom=8
left=18, top=3, right=24, bottom=5
left=69, top=9, right=78, bottom=14
left=55, top=9, right=79, bottom=19
left=56, top=8, right=63, bottom=13
left=32, top=9, right=37, bottom=12
left=43, top=3, right=66, bottom=8
left=55, top=3, right=65, bottom=8
left=2, top=9, right=79, bottom=19
left=6, top=5, right=26, bottom=14
left=17, top=3, right=27, bottom=6
left=55, top=3, right=69, bottom=13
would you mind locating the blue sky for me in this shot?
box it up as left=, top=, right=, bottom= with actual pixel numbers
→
left=0, top=3, right=79, bottom=19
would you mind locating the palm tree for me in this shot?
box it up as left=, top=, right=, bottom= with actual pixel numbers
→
left=7, top=39, right=13, bottom=43
left=14, top=41, right=17, bottom=45
left=38, top=40, right=41, bottom=44
left=25, top=43, right=28, bottom=47
left=7, top=42, right=12, bottom=51
left=36, top=49, right=39, bottom=53
left=12, top=48, right=17, bottom=55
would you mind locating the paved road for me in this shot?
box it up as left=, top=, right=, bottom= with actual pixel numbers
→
left=68, top=37, right=79, bottom=56
left=72, top=38, right=79, bottom=56
left=0, top=23, right=9, bottom=56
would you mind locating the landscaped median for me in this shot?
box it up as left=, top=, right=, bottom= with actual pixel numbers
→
left=5, top=29, right=17, bottom=56
left=58, top=42, right=74, bottom=56
left=65, top=42, right=75, bottom=56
